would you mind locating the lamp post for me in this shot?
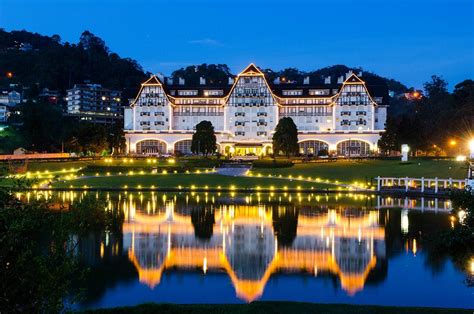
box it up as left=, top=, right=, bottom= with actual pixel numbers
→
left=401, top=144, right=409, bottom=162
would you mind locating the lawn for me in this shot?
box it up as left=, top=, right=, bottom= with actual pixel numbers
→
left=52, top=173, right=334, bottom=190
left=252, top=159, right=467, bottom=184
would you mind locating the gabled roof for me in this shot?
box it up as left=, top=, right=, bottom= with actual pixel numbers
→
left=142, top=75, right=163, bottom=85
left=344, top=73, right=364, bottom=84
left=239, top=63, right=264, bottom=76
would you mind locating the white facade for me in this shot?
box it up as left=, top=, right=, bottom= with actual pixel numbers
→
left=124, top=64, right=387, bottom=156
left=0, top=105, right=8, bottom=123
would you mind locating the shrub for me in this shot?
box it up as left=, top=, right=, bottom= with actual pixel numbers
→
left=252, top=159, right=293, bottom=168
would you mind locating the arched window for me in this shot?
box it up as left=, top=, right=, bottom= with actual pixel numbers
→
left=299, top=140, right=329, bottom=155
left=174, top=140, right=193, bottom=155
left=336, top=140, right=370, bottom=157
left=136, top=140, right=167, bottom=155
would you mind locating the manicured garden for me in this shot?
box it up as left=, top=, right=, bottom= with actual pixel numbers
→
left=52, top=173, right=334, bottom=190
left=252, top=159, right=467, bottom=184
left=3, top=157, right=468, bottom=191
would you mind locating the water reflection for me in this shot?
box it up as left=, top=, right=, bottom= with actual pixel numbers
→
left=17, top=191, right=471, bottom=307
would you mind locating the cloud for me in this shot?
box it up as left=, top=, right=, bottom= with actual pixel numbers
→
left=187, top=38, right=222, bottom=46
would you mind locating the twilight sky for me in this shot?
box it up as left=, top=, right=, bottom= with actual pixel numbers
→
left=1, top=0, right=473, bottom=89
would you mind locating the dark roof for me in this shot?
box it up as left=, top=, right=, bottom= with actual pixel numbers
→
left=164, top=84, right=233, bottom=98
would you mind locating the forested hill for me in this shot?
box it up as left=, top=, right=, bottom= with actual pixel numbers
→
left=0, top=29, right=149, bottom=99
left=1, top=29, right=409, bottom=100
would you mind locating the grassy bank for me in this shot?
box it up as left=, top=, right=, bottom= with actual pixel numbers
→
left=83, top=302, right=471, bottom=314
left=253, top=159, right=466, bottom=184
left=52, top=173, right=334, bottom=190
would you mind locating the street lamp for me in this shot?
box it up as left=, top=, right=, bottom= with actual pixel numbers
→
left=469, top=140, right=474, bottom=159
left=401, top=144, right=409, bottom=162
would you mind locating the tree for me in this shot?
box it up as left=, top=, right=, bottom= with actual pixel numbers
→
left=107, top=122, right=126, bottom=155
left=20, top=99, right=65, bottom=152
left=378, top=117, right=398, bottom=154
left=191, top=121, right=216, bottom=156
left=66, top=123, right=108, bottom=155
left=272, top=117, right=299, bottom=158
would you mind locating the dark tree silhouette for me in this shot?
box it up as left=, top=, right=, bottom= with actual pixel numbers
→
left=272, top=117, right=299, bottom=157
left=191, top=121, right=217, bottom=156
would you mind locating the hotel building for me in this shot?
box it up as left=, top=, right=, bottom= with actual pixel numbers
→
left=124, top=64, right=387, bottom=156
left=66, top=83, right=123, bottom=124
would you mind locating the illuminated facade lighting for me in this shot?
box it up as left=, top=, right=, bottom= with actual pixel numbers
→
left=124, top=64, right=387, bottom=156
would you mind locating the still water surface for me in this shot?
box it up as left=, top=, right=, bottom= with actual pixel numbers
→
left=29, top=191, right=473, bottom=309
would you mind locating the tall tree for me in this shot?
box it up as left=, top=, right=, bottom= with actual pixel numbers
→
left=272, top=117, right=299, bottom=158
left=20, top=99, right=65, bottom=152
left=107, top=122, right=126, bottom=155
left=191, top=121, right=217, bottom=156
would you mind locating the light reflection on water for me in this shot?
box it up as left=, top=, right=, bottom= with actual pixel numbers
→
left=18, top=192, right=473, bottom=309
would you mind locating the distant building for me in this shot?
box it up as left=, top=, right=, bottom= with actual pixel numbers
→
left=66, top=83, right=122, bottom=124
left=39, top=88, right=61, bottom=105
left=124, top=63, right=388, bottom=157
left=0, top=105, right=8, bottom=123
left=0, top=90, right=22, bottom=107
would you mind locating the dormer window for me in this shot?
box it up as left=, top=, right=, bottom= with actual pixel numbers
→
left=282, top=90, right=303, bottom=96
left=178, top=90, right=198, bottom=96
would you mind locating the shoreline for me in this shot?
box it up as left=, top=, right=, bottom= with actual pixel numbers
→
left=80, top=301, right=473, bottom=314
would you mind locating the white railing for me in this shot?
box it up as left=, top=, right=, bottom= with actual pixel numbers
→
left=376, top=176, right=468, bottom=194
left=376, top=196, right=451, bottom=212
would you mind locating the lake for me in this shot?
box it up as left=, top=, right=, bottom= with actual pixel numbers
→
left=23, top=191, right=473, bottom=309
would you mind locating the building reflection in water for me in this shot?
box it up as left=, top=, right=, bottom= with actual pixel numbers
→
left=18, top=191, right=454, bottom=303
left=120, top=194, right=385, bottom=302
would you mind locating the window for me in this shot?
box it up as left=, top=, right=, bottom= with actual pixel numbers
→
left=203, top=90, right=223, bottom=96
left=178, top=90, right=198, bottom=96
left=309, top=89, right=330, bottom=96
left=282, top=90, right=303, bottom=96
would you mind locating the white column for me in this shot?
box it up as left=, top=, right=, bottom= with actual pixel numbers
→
left=434, top=177, right=438, bottom=194
left=421, top=177, right=425, bottom=193
left=405, top=177, right=409, bottom=192
left=377, top=176, right=381, bottom=191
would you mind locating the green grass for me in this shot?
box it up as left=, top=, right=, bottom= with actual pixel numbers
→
left=0, top=125, right=27, bottom=154
left=83, top=302, right=471, bottom=314
left=52, top=173, right=333, bottom=190
left=3, top=157, right=221, bottom=174
left=252, top=159, right=467, bottom=184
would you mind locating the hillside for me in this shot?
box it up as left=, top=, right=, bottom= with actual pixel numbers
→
left=1, top=29, right=409, bottom=107
left=0, top=29, right=148, bottom=99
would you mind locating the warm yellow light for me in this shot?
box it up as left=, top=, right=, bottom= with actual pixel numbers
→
left=167, top=158, right=176, bottom=164
left=469, top=140, right=474, bottom=151
left=456, top=155, right=466, bottom=162
left=449, top=140, right=457, bottom=146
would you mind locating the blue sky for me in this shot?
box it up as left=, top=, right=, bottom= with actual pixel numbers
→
left=1, top=0, right=473, bottom=89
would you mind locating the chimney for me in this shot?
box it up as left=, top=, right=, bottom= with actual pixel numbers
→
left=337, top=76, right=344, bottom=84
left=345, top=70, right=353, bottom=80
left=303, top=76, right=310, bottom=85
left=273, top=77, right=280, bottom=84
left=178, top=77, right=185, bottom=85
left=358, top=71, right=363, bottom=77
left=228, top=77, right=234, bottom=85
left=324, top=76, right=331, bottom=84
left=199, top=77, right=206, bottom=85
left=166, top=77, right=174, bottom=85
left=156, top=72, right=165, bottom=82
